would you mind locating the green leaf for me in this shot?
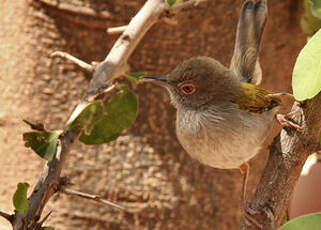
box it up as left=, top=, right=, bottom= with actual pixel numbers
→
left=166, top=0, right=176, bottom=6
left=279, top=213, right=321, bottom=230
left=124, top=72, right=146, bottom=83
left=23, top=130, right=62, bottom=161
left=13, top=182, right=29, bottom=215
left=41, top=227, right=54, bottom=230
left=66, top=101, right=103, bottom=134
left=292, top=28, right=321, bottom=101
left=67, top=84, right=138, bottom=145
left=301, top=0, right=321, bottom=36
left=68, top=84, right=138, bottom=145
left=311, top=0, right=321, bottom=19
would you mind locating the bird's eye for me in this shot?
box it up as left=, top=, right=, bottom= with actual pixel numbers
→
left=180, top=83, right=196, bottom=95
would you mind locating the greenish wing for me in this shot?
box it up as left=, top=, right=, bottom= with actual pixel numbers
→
left=232, top=82, right=280, bottom=115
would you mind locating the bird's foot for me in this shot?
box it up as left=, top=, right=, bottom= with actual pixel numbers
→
left=242, top=203, right=263, bottom=229
left=276, top=112, right=302, bottom=130
left=242, top=204, right=275, bottom=229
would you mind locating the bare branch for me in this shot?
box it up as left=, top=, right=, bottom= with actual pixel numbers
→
left=13, top=0, right=164, bottom=228
left=33, top=211, right=53, bottom=229
left=23, top=119, right=45, bottom=131
left=61, top=187, right=126, bottom=211
left=0, top=210, right=13, bottom=225
left=86, top=0, right=167, bottom=96
left=106, top=0, right=208, bottom=35
left=107, top=25, right=128, bottom=34
left=51, top=51, right=94, bottom=73
left=86, top=0, right=208, bottom=97
left=13, top=0, right=208, bottom=229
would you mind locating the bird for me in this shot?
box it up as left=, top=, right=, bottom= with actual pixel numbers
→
left=141, top=0, right=299, bottom=228
left=142, top=56, right=299, bottom=228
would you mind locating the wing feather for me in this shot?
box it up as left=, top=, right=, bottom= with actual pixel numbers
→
left=232, top=82, right=280, bottom=115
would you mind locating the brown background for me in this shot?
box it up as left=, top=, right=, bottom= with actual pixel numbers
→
left=0, top=0, right=305, bottom=229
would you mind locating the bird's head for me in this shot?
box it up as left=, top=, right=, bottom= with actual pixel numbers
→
left=142, top=57, right=242, bottom=109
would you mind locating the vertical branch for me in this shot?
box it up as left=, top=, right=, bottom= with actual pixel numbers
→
left=240, top=97, right=321, bottom=230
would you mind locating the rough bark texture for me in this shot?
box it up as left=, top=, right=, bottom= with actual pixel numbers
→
left=241, top=96, right=321, bottom=229
left=0, top=0, right=305, bottom=230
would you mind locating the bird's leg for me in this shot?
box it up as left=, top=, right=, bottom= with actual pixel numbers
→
left=266, top=93, right=302, bottom=130
left=239, top=163, right=263, bottom=229
left=276, top=110, right=302, bottom=130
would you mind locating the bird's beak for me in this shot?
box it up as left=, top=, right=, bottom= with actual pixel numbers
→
left=140, top=75, right=170, bottom=87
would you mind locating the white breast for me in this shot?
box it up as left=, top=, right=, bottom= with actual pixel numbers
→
left=175, top=103, right=276, bottom=169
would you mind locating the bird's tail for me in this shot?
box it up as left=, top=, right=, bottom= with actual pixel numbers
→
left=230, top=0, right=267, bottom=85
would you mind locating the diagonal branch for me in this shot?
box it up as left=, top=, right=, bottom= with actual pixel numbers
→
left=85, top=0, right=166, bottom=97
left=12, top=0, right=207, bottom=229
left=86, top=0, right=208, bottom=97
left=61, top=187, right=126, bottom=211
left=0, top=210, right=13, bottom=225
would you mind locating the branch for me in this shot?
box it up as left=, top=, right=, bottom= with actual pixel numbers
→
left=13, top=0, right=207, bottom=229
left=61, top=187, right=126, bottom=211
left=107, top=25, right=128, bottom=34
left=86, top=0, right=208, bottom=97
left=85, top=0, right=166, bottom=97
left=13, top=130, right=80, bottom=230
left=0, top=210, right=13, bottom=225
left=105, top=0, right=205, bottom=35
left=51, top=51, right=94, bottom=73
left=240, top=97, right=321, bottom=229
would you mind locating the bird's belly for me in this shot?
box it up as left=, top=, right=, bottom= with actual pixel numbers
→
left=178, top=133, right=260, bottom=169
left=176, top=108, right=275, bottom=169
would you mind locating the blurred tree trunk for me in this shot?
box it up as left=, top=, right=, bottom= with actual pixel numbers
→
left=0, top=0, right=305, bottom=229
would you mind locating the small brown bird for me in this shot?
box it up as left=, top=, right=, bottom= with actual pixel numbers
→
left=142, top=0, right=299, bottom=228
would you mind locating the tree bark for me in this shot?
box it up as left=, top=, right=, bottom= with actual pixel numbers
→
left=0, top=0, right=305, bottom=229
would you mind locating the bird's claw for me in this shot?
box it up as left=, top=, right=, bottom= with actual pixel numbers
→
left=276, top=112, right=302, bottom=130
left=242, top=203, right=263, bottom=229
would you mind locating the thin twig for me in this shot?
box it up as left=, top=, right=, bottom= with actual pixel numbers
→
left=107, top=25, right=128, bottom=34
left=23, top=119, right=45, bottom=131
left=0, top=210, right=13, bottom=224
left=51, top=51, right=94, bottom=73
left=33, top=211, right=53, bottom=229
left=61, top=187, right=126, bottom=211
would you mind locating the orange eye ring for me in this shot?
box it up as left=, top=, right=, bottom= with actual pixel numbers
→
left=180, top=83, right=196, bottom=95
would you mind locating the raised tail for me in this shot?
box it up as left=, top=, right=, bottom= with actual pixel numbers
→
left=230, top=0, right=267, bottom=85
